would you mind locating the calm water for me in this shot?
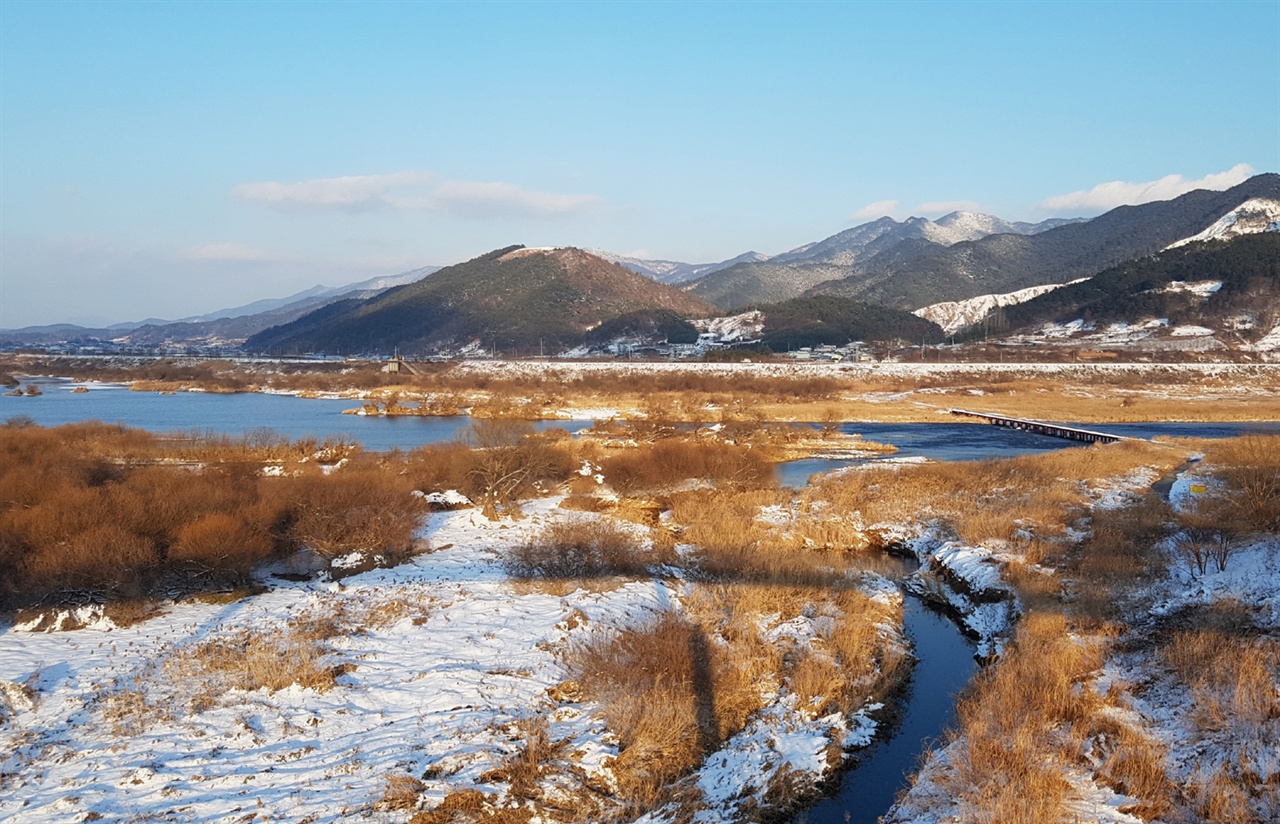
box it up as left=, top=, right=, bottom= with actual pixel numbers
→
left=2, top=377, right=590, bottom=449
left=773, top=419, right=1280, bottom=487
left=9, top=378, right=1274, bottom=461
left=796, top=595, right=978, bottom=824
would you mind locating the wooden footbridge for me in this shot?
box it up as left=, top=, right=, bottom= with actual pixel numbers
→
left=949, top=408, right=1130, bottom=444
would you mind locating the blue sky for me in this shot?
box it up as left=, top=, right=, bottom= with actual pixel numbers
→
left=2, top=0, right=1277, bottom=327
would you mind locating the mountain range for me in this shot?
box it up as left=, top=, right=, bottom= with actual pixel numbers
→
left=6, top=174, right=1279, bottom=357
left=688, top=174, right=1280, bottom=311
left=0, top=269, right=438, bottom=348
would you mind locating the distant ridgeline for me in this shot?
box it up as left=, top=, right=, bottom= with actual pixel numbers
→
left=690, top=173, right=1280, bottom=312
left=241, top=242, right=951, bottom=356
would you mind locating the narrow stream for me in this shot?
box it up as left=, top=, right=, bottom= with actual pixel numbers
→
left=794, top=582, right=978, bottom=824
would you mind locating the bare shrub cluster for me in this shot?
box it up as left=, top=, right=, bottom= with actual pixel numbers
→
left=598, top=438, right=772, bottom=494
left=506, top=516, right=650, bottom=580
left=0, top=423, right=428, bottom=612
left=1200, top=433, right=1280, bottom=531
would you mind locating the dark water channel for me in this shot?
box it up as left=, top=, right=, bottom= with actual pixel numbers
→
left=796, top=589, right=978, bottom=824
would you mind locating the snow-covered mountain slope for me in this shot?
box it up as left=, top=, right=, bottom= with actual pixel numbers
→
left=914, top=280, right=1085, bottom=335
left=772, top=212, right=1078, bottom=268
left=587, top=249, right=768, bottom=284
left=1166, top=197, right=1280, bottom=249
left=597, top=212, right=1080, bottom=285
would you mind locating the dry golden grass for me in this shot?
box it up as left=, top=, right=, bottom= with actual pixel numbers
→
left=598, top=437, right=772, bottom=494
left=162, top=605, right=355, bottom=713
left=1162, top=629, right=1280, bottom=732
left=567, top=613, right=710, bottom=811
left=377, top=772, right=426, bottom=812
left=942, top=613, right=1107, bottom=824
left=101, top=687, right=169, bottom=737
left=478, top=715, right=568, bottom=801
left=1096, top=722, right=1175, bottom=820
left=409, top=789, right=507, bottom=824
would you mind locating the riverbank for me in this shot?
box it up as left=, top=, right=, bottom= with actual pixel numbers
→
left=881, top=439, right=1280, bottom=824
left=7, top=356, right=1280, bottom=424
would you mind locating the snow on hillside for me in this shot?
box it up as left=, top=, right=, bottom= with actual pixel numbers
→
left=1166, top=197, right=1280, bottom=249
left=925, top=211, right=1022, bottom=245
left=914, top=280, right=1085, bottom=335
left=1154, top=279, right=1222, bottom=297
left=693, top=310, right=765, bottom=342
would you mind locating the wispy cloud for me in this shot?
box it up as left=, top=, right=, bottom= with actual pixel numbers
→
left=183, top=243, right=286, bottom=262
left=1039, top=163, right=1254, bottom=213
left=850, top=200, right=899, bottom=221
left=429, top=180, right=599, bottom=219
left=917, top=200, right=981, bottom=216
left=232, top=172, right=435, bottom=212
left=233, top=172, right=600, bottom=218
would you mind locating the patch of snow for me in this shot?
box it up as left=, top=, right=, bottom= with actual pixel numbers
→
left=915, top=279, right=1087, bottom=335
left=693, top=310, right=766, bottom=342
left=1156, top=279, right=1222, bottom=297
left=1166, top=197, right=1280, bottom=248
left=1241, top=320, right=1280, bottom=352
left=414, top=489, right=473, bottom=507
left=330, top=551, right=365, bottom=569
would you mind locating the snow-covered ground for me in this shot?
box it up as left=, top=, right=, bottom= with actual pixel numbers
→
left=1, top=499, right=662, bottom=822
left=0, top=496, right=904, bottom=823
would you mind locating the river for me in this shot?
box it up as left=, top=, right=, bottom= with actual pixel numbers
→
left=8, top=377, right=1276, bottom=468
left=6, top=376, right=1269, bottom=823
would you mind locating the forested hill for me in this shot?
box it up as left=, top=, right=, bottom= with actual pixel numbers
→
left=757, top=295, right=945, bottom=350
left=982, top=232, right=1280, bottom=340
left=245, top=246, right=716, bottom=356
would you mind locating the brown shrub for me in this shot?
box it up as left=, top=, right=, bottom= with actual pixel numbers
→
left=1203, top=433, right=1280, bottom=530
left=461, top=420, right=571, bottom=518
left=21, top=523, right=158, bottom=597
left=506, top=516, right=649, bottom=580
left=271, top=460, right=427, bottom=560
left=600, top=438, right=771, bottom=494
left=170, top=513, right=273, bottom=578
